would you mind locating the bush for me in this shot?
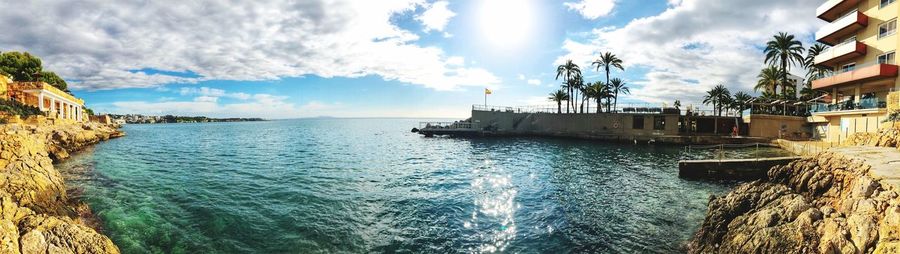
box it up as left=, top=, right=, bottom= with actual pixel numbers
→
left=885, top=110, right=900, bottom=123
left=0, top=98, right=42, bottom=117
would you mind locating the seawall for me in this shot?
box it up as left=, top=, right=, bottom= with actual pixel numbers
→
left=0, top=121, right=123, bottom=253
left=688, top=128, right=900, bottom=253
left=468, top=110, right=768, bottom=144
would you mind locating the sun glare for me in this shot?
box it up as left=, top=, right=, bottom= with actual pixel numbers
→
left=478, top=0, right=536, bottom=49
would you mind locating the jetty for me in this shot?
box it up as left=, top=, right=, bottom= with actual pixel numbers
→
left=677, top=156, right=801, bottom=180
left=415, top=104, right=809, bottom=145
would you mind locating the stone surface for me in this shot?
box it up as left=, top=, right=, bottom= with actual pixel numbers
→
left=0, top=121, right=123, bottom=254
left=689, top=128, right=900, bottom=254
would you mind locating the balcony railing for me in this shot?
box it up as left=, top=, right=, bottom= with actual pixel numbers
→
left=814, top=40, right=866, bottom=67
left=811, top=61, right=899, bottom=90
left=816, top=10, right=867, bottom=45
left=809, top=98, right=887, bottom=113
left=817, top=0, right=863, bottom=22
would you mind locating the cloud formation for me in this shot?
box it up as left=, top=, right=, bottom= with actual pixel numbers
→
left=556, top=0, right=821, bottom=104
left=0, top=0, right=496, bottom=91
left=416, top=1, right=457, bottom=32
left=564, top=0, right=617, bottom=20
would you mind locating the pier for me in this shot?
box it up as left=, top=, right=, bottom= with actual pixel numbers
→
left=677, top=156, right=801, bottom=180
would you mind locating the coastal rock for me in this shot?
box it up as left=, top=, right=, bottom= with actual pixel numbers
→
left=688, top=151, right=900, bottom=254
left=0, top=121, right=123, bottom=253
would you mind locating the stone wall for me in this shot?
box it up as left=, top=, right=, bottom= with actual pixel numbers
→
left=0, top=121, right=123, bottom=253
left=470, top=110, right=681, bottom=138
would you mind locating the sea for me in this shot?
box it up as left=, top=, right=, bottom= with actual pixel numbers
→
left=55, top=118, right=790, bottom=253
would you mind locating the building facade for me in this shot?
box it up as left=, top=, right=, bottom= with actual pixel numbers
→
left=812, top=0, right=900, bottom=143
left=7, top=81, right=86, bottom=122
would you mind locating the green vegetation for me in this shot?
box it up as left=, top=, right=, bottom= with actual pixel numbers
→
left=0, top=51, right=69, bottom=92
left=0, top=98, right=42, bottom=117
left=763, top=32, right=805, bottom=97
left=550, top=52, right=628, bottom=114
left=548, top=89, right=569, bottom=114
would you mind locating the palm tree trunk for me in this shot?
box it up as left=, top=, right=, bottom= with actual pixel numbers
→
left=781, top=57, right=788, bottom=97
left=596, top=98, right=602, bottom=113
left=558, top=101, right=562, bottom=114
left=613, top=90, right=618, bottom=113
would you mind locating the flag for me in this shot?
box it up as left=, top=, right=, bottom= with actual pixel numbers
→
left=484, top=88, right=492, bottom=95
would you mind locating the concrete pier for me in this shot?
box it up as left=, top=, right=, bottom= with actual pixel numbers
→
left=678, top=157, right=802, bottom=180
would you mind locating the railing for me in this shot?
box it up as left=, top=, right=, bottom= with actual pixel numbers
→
left=814, top=40, right=864, bottom=65
left=472, top=104, right=716, bottom=115
left=809, top=98, right=887, bottom=113
left=812, top=61, right=884, bottom=80
left=744, top=103, right=811, bottom=117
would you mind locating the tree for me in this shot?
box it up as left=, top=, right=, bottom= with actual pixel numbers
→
left=40, top=71, right=67, bottom=91
left=804, top=43, right=832, bottom=86
left=556, top=60, right=582, bottom=113
left=548, top=89, right=569, bottom=114
left=0, top=52, right=42, bottom=82
left=703, top=84, right=731, bottom=116
left=732, top=91, right=752, bottom=117
left=755, top=66, right=783, bottom=94
left=764, top=32, right=805, bottom=96
left=592, top=52, right=624, bottom=111
left=587, top=81, right=610, bottom=114
left=608, top=78, right=629, bottom=112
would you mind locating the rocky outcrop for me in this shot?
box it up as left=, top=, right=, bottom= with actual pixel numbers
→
left=689, top=142, right=900, bottom=253
left=846, top=128, right=900, bottom=148
left=0, top=121, right=123, bottom=253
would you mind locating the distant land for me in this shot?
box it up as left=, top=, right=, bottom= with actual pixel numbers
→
left=108, top=114, right=265, bottom=124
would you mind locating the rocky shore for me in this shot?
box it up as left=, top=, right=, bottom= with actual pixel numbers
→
left=0, top=121, right=123, bottom=253
left=688, top=128, right=900, bottom=253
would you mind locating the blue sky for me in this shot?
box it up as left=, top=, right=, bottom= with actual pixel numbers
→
left=2, top=0, right=823, bottom=118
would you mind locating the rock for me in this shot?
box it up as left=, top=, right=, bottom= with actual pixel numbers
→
left=0, top=122, right=123, bottom=253
left=689, top=150, right=900, bottom=254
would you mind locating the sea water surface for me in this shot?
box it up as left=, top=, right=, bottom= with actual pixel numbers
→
left=56, top=119, right=782, bottom=253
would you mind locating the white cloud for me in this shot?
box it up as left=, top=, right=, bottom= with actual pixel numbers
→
left=416, top=1, right=456, bottom=32
left=446, top=56, right=465, bottom=66
left=0, top=0, right=496, bottom=91
left=527, top=79, right=542, bottom=86
left=193, top=96, right=219, bottom=103
left=517, top=74, right=526, bottom=80
left=180, top=87, right=253, bottom=100
left=564, top=0, right=616, bottom=20
left=556, top=0, right=820, bottom=105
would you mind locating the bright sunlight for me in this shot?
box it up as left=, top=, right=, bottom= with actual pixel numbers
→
left=478, top=0, right=536, bottom=49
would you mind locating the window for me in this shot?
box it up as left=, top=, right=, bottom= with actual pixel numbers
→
left=879, top=51, right=896, bottom=64
left=880, top=19, right=897, bottom=39
left=632, top=116, right=644, bottom=129
left=653, top=116, right=666, bottom=130
left=841, top=63, right=856, bottom=73
left=882, top=0, right=896, bottom=8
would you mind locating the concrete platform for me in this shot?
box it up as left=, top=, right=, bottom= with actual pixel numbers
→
left=829, top=146, right=900, bottom=191
left=679, top=157, right=802, bottom=180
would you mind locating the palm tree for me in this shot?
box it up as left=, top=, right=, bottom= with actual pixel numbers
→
left=703, top=84, right=731, bottom=116
left=732, top=92, right=752, bottom=117
left=572, top=76, right=586, bottom=113
left=608, top=78, right=629, bottom=112
left=755, top=66, right=783, bottom=94
left=804, top=43, right=832, bottom=82
left=592, top=52, right=624, bottom=109
left=548, top=89, right=569, bottom=114
left=764, top=32, right=805, bottom=96
left=556, top=60, right=582, bottom=113
left=674, top=100, right=682, bottom=110
left=587, top=81, right=610, bottom=114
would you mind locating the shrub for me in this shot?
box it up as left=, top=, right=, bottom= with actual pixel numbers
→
left=0, top=98, right=42, bottom=117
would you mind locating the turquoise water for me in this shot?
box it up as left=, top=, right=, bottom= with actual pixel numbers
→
left=56, top=119, right=740, bottom=253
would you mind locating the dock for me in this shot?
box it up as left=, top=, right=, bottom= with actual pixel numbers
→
left=678, top=156, right=801, bottom=180
left=415, top=121, right=482, bottom=137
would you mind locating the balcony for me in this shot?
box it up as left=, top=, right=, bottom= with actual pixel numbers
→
left=809, top=98, right=887, bottom=115
left=811, top=63, right=898, bottom=90
left=814, top=41, right=866, bottom=67
left=816, top=11, right=868, bottom=45
left=817, top=0, right=863, bottom=22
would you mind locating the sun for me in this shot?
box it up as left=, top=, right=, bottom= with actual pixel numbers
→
left=478, top=0, right=536, bottom=49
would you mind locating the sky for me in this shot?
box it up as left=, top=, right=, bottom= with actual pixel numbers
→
left=0, top=0, right=824, bottom=119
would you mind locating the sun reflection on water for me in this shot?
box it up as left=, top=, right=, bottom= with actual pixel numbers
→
left=467, top=159, right=517, bottom=253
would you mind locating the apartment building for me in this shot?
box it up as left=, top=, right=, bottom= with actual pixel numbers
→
left=811, top=0, right=900, bottom=142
